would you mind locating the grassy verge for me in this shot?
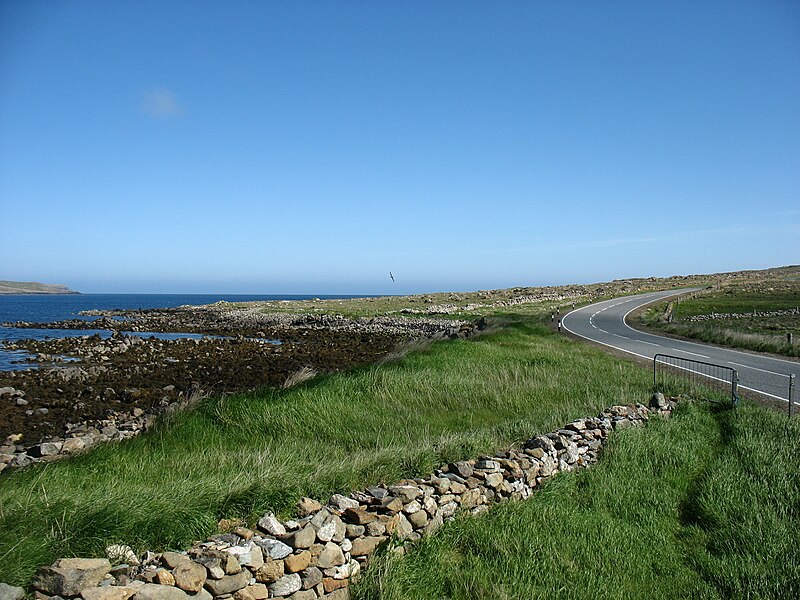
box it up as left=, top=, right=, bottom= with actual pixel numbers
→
left=354, top=400, right=800, bottom=599
left=0, top=319, right=656, bottom=587
left=636, top=282, right=800, bottom=357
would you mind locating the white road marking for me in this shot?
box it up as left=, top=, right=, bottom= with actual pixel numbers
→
left=728, top=361, right=790, bottom=378
left=677, top=350, right=709, bottom=359
left=738, top=384, right=791, bottom=403
left=639, top=340, right=659, bottom=347
left=561, top=290, right=795, bottom=404
left=619, top=298, right=800, bottom=367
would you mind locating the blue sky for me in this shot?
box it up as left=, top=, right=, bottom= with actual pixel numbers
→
left=1, top=0, right=798, bottom=294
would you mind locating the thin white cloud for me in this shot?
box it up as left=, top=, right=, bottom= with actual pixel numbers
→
left=141, top=88, right=183, bottom=118
left=497, top=223, right=800, bottom=255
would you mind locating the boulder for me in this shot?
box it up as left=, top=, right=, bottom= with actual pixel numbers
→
left=484, top=472, right=504, bottom=488
left=299, top=567, right=322, bottom=590
left=328, top=494, right=359, bottom=511
left=315, top=543, right=345, bottom=569
left=132, top=584, right=190, bottom=600
left=161, top=553, right=189, bottom=570
left=286, top=591, right=316, bottom=600
left=284, top=551, right=311, bottom=573
left=388, top=485, right=419, bottom=503
left=650, top=392, right=668, bottom=409
left=33, top=558, right=112, bottom=597
left=79, top=587, right=138, bottom=600
left=296, top=497, right=322, bottom=516
left=322, top=578, right=348, bottom=593
left=315, top=520, right=337, bottom=543
left=448, top=461, right=473, bottom=478
left=407, top=510, right=428, bottom=529
left=268, top=574, right=301, bottom=597
left=235, top=584, right=267, bottom=600
left=0, top=583, right=25, bottom=600
left=349, top=536, right=386, bottom=557
left=203, top=570, right=250, bottom=596
left=254, top=559, right=284, bottom=584
left=155, top=570, right=176, bottom=586
left=173, top=561, right=206, bottom=593
left=254, top=538, right=292, bottom=560
left=342, top=508, right=376, bottom=525
left=256, top=514, right=286, bottom=537
left=28, top=442, right=63, bottom=458
left=282, top=525, right=316, bottom=549
left=385, top=513, right=413, bottom=540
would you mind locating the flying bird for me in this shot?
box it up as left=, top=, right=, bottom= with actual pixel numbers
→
left=389, top=271, right=395, bottom=282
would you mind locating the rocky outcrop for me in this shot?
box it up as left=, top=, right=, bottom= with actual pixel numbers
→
left=6, top=395, right=676, bottom=600
left=0, top=319, right=483, bottom=471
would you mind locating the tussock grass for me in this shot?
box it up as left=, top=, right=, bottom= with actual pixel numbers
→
left=0, top=320, right=655, bottom=586
left=282, top=366, right=318, bottom=388
left=354, top=400, right=800, bottom=600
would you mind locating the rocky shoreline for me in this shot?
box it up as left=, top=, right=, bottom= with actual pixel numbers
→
left=0, top=307, right=479, bottom=469
left=0, top=394, right=678, bottom=600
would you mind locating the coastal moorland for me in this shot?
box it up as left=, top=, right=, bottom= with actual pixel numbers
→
left=633, top=276, right=800, bottom=357
left=0, top=266, right=797, bottom=598
left=0, top=281, right=78, bottom=295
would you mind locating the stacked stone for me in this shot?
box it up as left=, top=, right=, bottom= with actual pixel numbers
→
left=687, top=308, right=799, bottom=322
left=0, top=408, right=151, bottom=473
left=11, top=396, right=676, bottom=600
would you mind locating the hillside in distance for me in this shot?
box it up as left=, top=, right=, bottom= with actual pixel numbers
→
left=0, top=281, right=79, bottom=294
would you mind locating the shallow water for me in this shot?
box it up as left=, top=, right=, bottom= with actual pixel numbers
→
left=0, top=293, right=357, bottom=370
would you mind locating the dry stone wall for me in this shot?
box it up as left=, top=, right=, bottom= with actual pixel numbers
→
left=3, top=394, right=676, bottom=600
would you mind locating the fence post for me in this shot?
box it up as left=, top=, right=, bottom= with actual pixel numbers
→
left=557, top=319, right=561, bottom=333
left=790, top=374, right=795, bottom=418
left=653, top=354, right=660, bottom=391
left=732, top=371, right=739, bottom=408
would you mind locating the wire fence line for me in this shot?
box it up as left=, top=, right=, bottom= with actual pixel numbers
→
left=653, top=354, right=798, bottom=416
left=653, top=354, right=739, bottom=407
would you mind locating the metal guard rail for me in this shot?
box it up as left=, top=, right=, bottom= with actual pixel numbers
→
left=654, top=353, right=739, bottom=407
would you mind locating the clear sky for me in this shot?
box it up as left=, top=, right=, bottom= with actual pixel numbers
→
left=1, top=0, right=798, bottom=294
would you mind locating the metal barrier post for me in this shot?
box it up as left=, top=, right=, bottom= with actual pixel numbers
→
left=654, top=355, right=658, bottom=390
left=653, top=353, right=739, bottom=408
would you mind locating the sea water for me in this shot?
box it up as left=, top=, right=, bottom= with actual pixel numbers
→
left=0, top=293, right=362, bottom=370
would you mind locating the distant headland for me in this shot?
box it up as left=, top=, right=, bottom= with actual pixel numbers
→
left=0, top=281, right=79, bottom=295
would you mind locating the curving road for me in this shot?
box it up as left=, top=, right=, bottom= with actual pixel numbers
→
left=561, top=289, right=799, bottom=408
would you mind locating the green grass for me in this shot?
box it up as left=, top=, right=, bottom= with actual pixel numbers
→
left=0, top=319, right=657, bottom=587
left=637, top=281, right=800, bottom=357
left=354, top=400, right=800, bottom=600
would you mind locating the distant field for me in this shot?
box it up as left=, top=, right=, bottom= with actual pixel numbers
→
left=636, top=278, right=800, bottom=357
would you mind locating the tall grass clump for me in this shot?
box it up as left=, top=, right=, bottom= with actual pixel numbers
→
left=354, top=400, right=800, bottom=600
left=0, top=320, right=655, bottom=586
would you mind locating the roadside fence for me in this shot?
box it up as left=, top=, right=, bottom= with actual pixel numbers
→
left=653, top=354, right=739, bottom=407
left=654, top=354, right=798, bottom=417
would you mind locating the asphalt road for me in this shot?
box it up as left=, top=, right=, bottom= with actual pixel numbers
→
left=561, top=288, right=799, bottom=409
